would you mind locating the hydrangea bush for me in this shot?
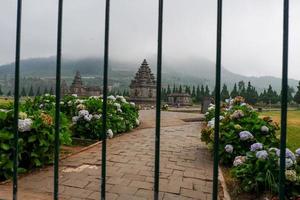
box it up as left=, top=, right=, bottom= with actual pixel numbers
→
left=0, top=109, right=71, bottom=180
left=201, top=96, right=279, bottom=165
left=71, top=95, right=139, bottom=140
left=0, top=94, right=139, bottom=181
left=201, top=96, right=300, bottom=198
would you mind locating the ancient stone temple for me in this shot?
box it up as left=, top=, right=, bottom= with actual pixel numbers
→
left=69, top=71, right=101, bottom=97
left=167, top=93, right=192, bottom=106
left=129, top=59, right=156, bottom=105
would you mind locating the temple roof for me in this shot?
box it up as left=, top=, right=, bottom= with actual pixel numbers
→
left=130, top=59, right=156, bottom=88
left=71, top=71, right=83, bottom=87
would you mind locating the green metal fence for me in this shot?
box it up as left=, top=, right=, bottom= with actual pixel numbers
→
left=10, top=0, right=290, bottom=200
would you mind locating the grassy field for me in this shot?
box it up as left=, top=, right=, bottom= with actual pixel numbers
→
left=260, top=109, right=300, bottom=151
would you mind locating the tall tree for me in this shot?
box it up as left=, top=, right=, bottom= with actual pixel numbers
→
left=230, top=83, right=239, bottom=98
left=21, top=87, right=27, bottom=97
left=221, top=84, right=230, bottom=101
left=294, top=81, right=300, bottom=104
left=205, top=85, right=210, bottom=97
left=0, top=85, right=3, bottom=96
left=245, top=82, right=258, bottom=105
left=191, top=86, right=196, bottom=98
left=49, top=87, right=54, bottom=95
left=196, top=85, right=201, bottom=102
left=28, top=85, right=34, bottom=96
left=178, top=85, right=182, bottom=93
left=167, top=85, right=171, bottom=94
left=36, top=87, right=41, bottom=96
left=43, top=87, right=49, bottom=94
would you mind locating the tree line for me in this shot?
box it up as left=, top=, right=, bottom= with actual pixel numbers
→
left=161, top=81, right=300, bottom=105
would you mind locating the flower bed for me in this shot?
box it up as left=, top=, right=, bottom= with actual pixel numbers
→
left=0, top=94, right=139, bottom=181
left=201, top=96, right=300, bottom=198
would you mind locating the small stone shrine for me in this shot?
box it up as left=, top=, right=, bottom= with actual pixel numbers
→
left=167, top=93, right=192, bottom=106
left=201, top=96, right=214, bottom=113
left=68, top=71, right=101, bottom=97
left=129, top=59, right=156, bottom=105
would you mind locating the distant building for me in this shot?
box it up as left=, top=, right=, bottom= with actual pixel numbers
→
left=68, top=71, right=101, bottom=97
left=129, top=59, right=156, bottom=105
left=167, top=93, right=192, bottom=106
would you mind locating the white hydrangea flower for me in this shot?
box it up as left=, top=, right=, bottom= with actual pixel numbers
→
left=208, top=105, right=215, bottom=111
left=225, top=144, right=233, bottom=154
left=261, top=125, right=269, bottom=133
left=108, top=95, right=116, bottom=101
left=84, top=114, right=93, bottom=122
left=18, top=119, right=33, bottom=132
left=116, top=95, right=127, bottom=103
left=39, top=104, right=44, bottom=109
left=72, top=116, right=79, bottom=123
left=107, top=129, right=113, bottom=139
left=130, top=102, right=135, bottom=107
left=45, top=100, right=50, bottom=103
left=72, top=94, right=78, bottom=97
left=93, top=114, right=101, bottom=120
left=207, top=118, right=215, bottom=128
left=45, top=94, right=50, bottom=97
left=78, top=110, right=89, bottom=117
left=114, top=103, right=121, bottom=110
left=135, top=118, right=140, bottom=126
left=204, top=112, right=209, bottom=116
left=117, top=108, right=123, bottom=113
left=68, top=101, right=72, bottom=106
left=60, top=101, right=64, bottom=105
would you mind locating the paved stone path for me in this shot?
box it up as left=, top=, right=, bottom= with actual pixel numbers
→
left=0, top=111, right=215, bottom=200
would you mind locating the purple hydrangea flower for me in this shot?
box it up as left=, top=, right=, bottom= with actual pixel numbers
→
left=239, top=131, right=254, bottom=141
left=295, top=148, right=300, bottom=158
left=225, top=145, right=234, bottom=154
left=256, top=150, right=268, bottom=160
left=276, top=148, right=296, bottom=161
left=250, top=143, right=263, bottom=152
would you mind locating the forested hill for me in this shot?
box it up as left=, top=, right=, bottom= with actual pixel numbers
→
left=0, top=56, right=298, bottom=92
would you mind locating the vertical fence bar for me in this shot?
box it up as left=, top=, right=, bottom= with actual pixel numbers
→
left=279, top=0, right=289, bottom=199
left=54, top=0, right=64, bottom=199
left=13, top=1, right=22, bottom=199
left=154, top=0, right=164, bottom=199
left=212, top=0, right=223, bottom=199
left=101, top=0, right=110, bottom=199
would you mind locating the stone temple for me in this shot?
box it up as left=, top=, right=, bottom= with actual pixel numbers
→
left=129, top=59, right=156, bottom=105
left=67, top=71, right=101, bottom=97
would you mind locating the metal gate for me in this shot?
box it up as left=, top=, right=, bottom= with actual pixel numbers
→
left=10, top=0, right=290, bottom=200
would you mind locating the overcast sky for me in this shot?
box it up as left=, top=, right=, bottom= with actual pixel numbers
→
left=1, top=0, right=300, bottom=80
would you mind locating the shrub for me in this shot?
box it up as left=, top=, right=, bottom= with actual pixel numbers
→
left=71, top=95, right=139, bottom=140
left=201, top=96, right=279, bottom=165
left=0, top=109, right=71, bottom=180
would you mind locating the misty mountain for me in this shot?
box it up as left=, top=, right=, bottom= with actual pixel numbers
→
left=0, top=57, right=298, bottom=93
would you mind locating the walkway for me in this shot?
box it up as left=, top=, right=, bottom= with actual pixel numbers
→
left=0, top=111, right=216, bottom=200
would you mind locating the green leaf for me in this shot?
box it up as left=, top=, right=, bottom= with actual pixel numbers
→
left=0, top=143, right=10, bottom=151
left=28, top=135, right=37, bottom=143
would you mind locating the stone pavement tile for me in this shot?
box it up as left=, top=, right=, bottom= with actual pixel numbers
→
left=107, top=177, right=131, bottom=186
left=135, top=189, right=164, bottom=200
left=61, top=179, right=90, bottom=188
left=129, top=180, right=153, bottom=190
left=122, top=174, right=146, bottom=182
left=87, top=192, right=118, bottom=200
left=160, top=182, right=181, bottom=194
left=109, top=185, right=138, bottom=195
left=116, top=194, right=147, bottom=200
left=163, top=193, right=194, bottom=200
left=61, top=186, right=94, bottom=199
left=180, top=188, right=210, bottom=200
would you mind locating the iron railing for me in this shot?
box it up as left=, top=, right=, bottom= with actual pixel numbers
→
left=9, top=0, right=290, bottom=200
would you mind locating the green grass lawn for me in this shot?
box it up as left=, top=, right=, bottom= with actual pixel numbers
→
left=260, top=109, right=300, bottom=151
